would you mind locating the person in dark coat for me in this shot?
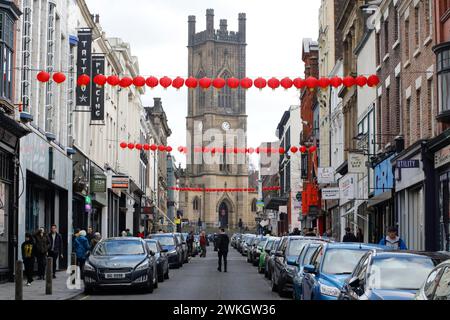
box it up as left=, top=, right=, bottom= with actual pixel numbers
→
left=21, top=233, right=35, bottom=286
left=73, top=230, right=90, bottom=279
left=186, top=231, right=195, bottom=256
left=48, top=224, right=63, bottom=278
left=305, top=228, right=317, bottom=237
left=343, top=227, right=358, bottom=242
left=34, top=228, right=50, bottom=280
left=356, top=228, right=364, bottom=243
left=199, top=231, right=207, bottom=258
left=216, top=229, right=230, bottom=272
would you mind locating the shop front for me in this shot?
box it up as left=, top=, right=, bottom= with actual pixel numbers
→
left=338, top=173, right=357, bottom=237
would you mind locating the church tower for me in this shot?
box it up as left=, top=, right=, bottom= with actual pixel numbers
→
left=180, top=9, right=257, bottom=230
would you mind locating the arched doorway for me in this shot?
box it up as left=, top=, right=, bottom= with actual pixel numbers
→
left=218, top=202, right=229, bottom=229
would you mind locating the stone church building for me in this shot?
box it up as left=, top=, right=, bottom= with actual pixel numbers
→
left=178, top=9, right=258, bottom=231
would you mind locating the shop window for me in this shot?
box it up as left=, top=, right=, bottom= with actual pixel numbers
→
left=0, top=11, right=14, bottom=102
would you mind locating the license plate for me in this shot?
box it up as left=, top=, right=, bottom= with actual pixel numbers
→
left=105, top=273, right=126, bottom=279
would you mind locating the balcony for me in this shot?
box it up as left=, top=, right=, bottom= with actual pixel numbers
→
left=434, top=41, right=450, bottom=123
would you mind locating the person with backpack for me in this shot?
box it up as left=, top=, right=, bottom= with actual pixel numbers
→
left=21, top=233, right=35, bottom=286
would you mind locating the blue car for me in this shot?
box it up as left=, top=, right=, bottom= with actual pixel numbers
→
left=339, top=251, right=450, bottom=300
left=301, top=243, right=386, bottom=300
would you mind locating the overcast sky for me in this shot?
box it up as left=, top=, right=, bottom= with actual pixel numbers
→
left=85, top=0, right=320, bottom=167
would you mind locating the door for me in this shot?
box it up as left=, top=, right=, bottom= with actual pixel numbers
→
left=0, top=181, right=9, bottom=270
left=218, top=202, right=229, bottom=229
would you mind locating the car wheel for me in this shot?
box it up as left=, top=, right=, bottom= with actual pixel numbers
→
left=271, top=274, right=278, bottom=292
left=84, top=285, right=94, bottom=295
left=146, top=277, right=154, bottom=293
left=158, top=271, right=164, bottom=283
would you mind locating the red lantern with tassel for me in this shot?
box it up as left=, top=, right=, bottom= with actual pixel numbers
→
left=120, top=142, right=127, bottom=149
left=254, top=77, right=267, bottom=90
left=185, top=77, right=198, bottom=89
left=268, top=77, right=280, bottom=90
left=172, top=77, right=185, bottom=90
left=107, top=75, right=120, bottom=86
left=279, top=147, right=285, bottom=154
left=37, top=71, right=51, bottom=83
left=280, top=77, right=293, bottom=90
left=309, top=146, right=318, bottom=153
left=356, top=76, right=368, bottom=87
left=199, top=77, right=212, bottom=90
left=77, top=74, right=90, bottom=87
left=300, top=146, right=307, bottom=153
left=146, top=76, right=159, bottom=88
left=135, top=144, right=143, bottom=150
left=343, top=76, right=356, bottom=87
left=119, top=77, right=133, bottom=88
left=290, top=146, right=298, bottom=153
left=330, top=76, right=343, bottom=88
left=166, top=146, right=173, bottom=153
left=159, top=76, right=172, bottom=89
left=227, top=77, right=240, bottom=89
left=240, top=77, right=253, bottom=90
left=367, top=75, right=380, bottom=87
left=94, top=74, right=107, bottom=86
left=150, top=145, right=158, bottom=151
left=143, top=144, right=150, bottom=151
left=158, top=145, right=166, bottom=152
left=305, top=77, right=318, bottom=89
left=318, top=77, right=330, bottom=89
left=127, top=143, right=135, bottom=150
left=53, top=72, right=66, bottom=84
left=133, top=76, right=146, bottom=87
left=293, top=78, right=305, bottom=89
left=212, top=78, right=226, bottom=90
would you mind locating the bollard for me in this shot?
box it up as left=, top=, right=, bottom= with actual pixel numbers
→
left=71, top=253, right=77, bottom=285
left=15, top=261, right=23, bottom=300
left=45, top=257, right=53, bottom=295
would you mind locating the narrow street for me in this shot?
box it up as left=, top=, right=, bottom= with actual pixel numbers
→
left=76, top=248, right=285, bottom=300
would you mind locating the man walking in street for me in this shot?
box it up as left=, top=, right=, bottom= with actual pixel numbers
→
left=343, top=227, right=358, bottom=242
left=199, top=231, right=207, bottom=258
left=48, top=224, right=63, bottom=279
left=379, top=227, right=408, bottom=250
left=186, top=231, right=194, bottom=257
left=216, top=228, right=230, bottom=273
left=34, top=228, right=50, bottom=280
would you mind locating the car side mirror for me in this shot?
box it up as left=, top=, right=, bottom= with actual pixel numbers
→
left=303, top=264, right=316, bottom=274
left=149, top=251, right=156, bottom=257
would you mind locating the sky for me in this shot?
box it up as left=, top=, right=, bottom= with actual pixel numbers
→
left=85, top=0, right=320, bottom=167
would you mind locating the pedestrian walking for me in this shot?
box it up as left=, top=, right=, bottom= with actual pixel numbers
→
left=216, top=229, right=230, bottom=273
left=90, top=232, right=102, bottom=250
left=86, top=227, right=94, bottom=243
left=73, top=230, right=90, bottom=279
left=290, top=228, right=301, bottom=236
left=47, top=224, right=63, bottom=279
left=187, top=231, right=194, bottom=257
left=199, top=231, right=207, bottom=258
left=379, top=227, right=408, bottom=250
left=305, top=228, right=317, bottom=237
left=342, top=227, right=358, bottom=242
left=34, top=228, right=50, bottom=280
left=21, top=233, right=35, bottom=286
left=356, top=228, right=364, bottom=243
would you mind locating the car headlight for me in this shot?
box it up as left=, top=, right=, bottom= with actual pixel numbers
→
left=320, top=284, right=341, bottom=297
left=84, top=262, right=95, bottom=272
left=168, top=250, right=177, bottom=255
left=135, top=262, right=150, bottom=271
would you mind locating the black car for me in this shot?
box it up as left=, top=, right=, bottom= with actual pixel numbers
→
left=144, top=239, right=170, bottom=282
left=266, top=239, right=281, bottom=279
left=148, top=233, right=183, bottom=268
left=83, top=237, right=158, bottom=294
left=271, top=236, right=325, bottom=297
left=175, top=233, right=189, bottom=263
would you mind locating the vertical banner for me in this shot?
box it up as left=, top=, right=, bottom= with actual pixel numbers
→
left=76, top=29, right=92, bottom=107
left=91, top=55, right=105, bottom=121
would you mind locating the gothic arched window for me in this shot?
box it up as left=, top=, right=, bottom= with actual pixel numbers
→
left=197, top=71, right=206, bottom=109
left=251, top=199, right=257, bottom=212
left=193, top=197, right=200, bottom=211
left=218, top=71, right=232, bottom=109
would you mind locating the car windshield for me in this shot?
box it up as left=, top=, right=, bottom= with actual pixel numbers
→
left=145, top=241, right=158, bottom=253
left=300, top=245, right=320, bottom=265
left=321, top=249, right=368, bottom=275
left=369, top=256, right=435, bottom=290
left=151, top=236, right=175, bottom=246
left=287, top=239, right=309, bottom=256
left=265, top=240, right=274, bottom=250
left=246, top=237, right=255, bottom=245
left=93, top=240, right=145, bottom=256
left=258, top=240, right=267, bottom=249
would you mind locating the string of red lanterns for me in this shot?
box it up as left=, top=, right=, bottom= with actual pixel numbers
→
left=168, top=186, right=281, bottom=193
left=119, top=142, right=318, bottom=154
left=35, top=72, right=381, bottom=90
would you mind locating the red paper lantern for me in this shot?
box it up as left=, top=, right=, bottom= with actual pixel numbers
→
left=53, top=72, right=66, bottom=84
left=178, top=146, right=184, bottom=152
left=343, top=76, right=356, bottom=87
left=280, top=77, right=293, bottom=90
left=248, top=147, right=255, bottom=154
left=213, top=78, right=226, bottom=90
left=135, top=144, right=143, bottom=150
left=279, top=147, right=285, bottom=154
left=172, top=77, right=185, bottom=90
left=330, top=76, right=343, bottom=88
left=233, top=148, right=239, bottom=154
left=119, top=77, right=133, bottom=88
left=305, top=77, right=318, bottom=89
left=158, top=145, right=166, bottom=152
left=133, top=76, right=146, bottom=87
left=160, top=76, right=172, bottom=89
left=127, top=143, right=135, bottom=150
left=318, top=77, right=330, bottom=88
left=268, top=77, right=280, bottom=90
left=356, top=76, right=368, bottom=87
left=203, top=147, right=210, bottom=153
left=256, top=148, right=260, bottom=154
left=37, top=71, right=51, bottom=83
left=120, top=142, right=127, bottom=149
left=143, top=144, right=150, bottom=151
left=77, top=74, right=90, bottom=87
left=150, top=144, right=158, bottom=151
left=367, top=75, right=380, bottom=87
left=293, top=78, right=305, bottom=89
left=211, top=148, right=216, bottom=154
left=199, top=77, right=212, bottom=90
left=227, top=77, right=240, bottom=89
left=94, top=74, right=107, bottom=86
left=185, top=77, right=198, bottom=89
left=107, top=75, right=120, bottom=86
left=254, top=77, right=267, bottom=90
left=300, top=146, right=308, bottom=153
left=146, top=76, right=159, bottom=88
left=166, top=146, right=173, bottom=152
left=309, top=146, right=318, bottom=153
left=290, top=146, right=298, bottom=153
left=240, top=77, right=253, bottom=90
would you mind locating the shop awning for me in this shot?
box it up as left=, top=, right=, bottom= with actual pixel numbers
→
left=368, top=191, right=392, bottom=208
left=264, top=196, right=288, bottom=210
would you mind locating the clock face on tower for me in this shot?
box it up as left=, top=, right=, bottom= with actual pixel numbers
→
left=222, top=122, right=231, bottom=131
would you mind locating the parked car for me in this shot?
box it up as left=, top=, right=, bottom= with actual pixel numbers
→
left=231, top=234, right=241, bottom=249
left=340, top=251, right=450, bottom=300
left=266, top=239, right=281, bottom=280
left=148, top=233, right=183, bottom=268
left=416, top=258, right=450, bottom=300
left=83, top=237, right=158, bottom=294
left=292, top=241, right=328, bottom=300
left=242, top=234, right=256, bottom=257
left=144, top=239, right=170, bottom=282
left=247, top=236, right=265, bottom=264
left=258, top=237, right=277, bottom=274
left=175, top=233, right=189, bottom=263
left=271, top=236, right=326, bottom=297
left=252, top=237, right=268, bottom=267
left=301, top=243, right=386, bottom=300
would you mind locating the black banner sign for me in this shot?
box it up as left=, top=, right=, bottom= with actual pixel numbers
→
left=76, top=29, right=92, bottom=107
left=91, top=55, right=105, bottom=121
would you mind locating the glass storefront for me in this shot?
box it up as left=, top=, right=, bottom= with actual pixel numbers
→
left=0, top=181, right=9, bottom=269
left=439, top=172, right=450, bottom=252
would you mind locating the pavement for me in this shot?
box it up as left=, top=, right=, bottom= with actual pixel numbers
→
left=0, top=269, right=83, bottom=300
left=76, top=247, right=286, bottom=300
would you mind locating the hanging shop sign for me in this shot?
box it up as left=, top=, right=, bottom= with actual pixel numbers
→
left=397, top=159, right=420, bottom=169
left=90, top=173, right=107, bottom=193
left=91, top=55, right=105, bottom=121
left=435, top=145, right=450, bottom=169
left=76, top=29, right=92, bottom=107
left=322, top=188, right=341, bottom=200
left=318, top=167, right=335, bottom=184
left=348, top=153, right=367, bottom=174
left=339, top=174, right=357, bottom=204
left=111, top=175, right=129, bottom=190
